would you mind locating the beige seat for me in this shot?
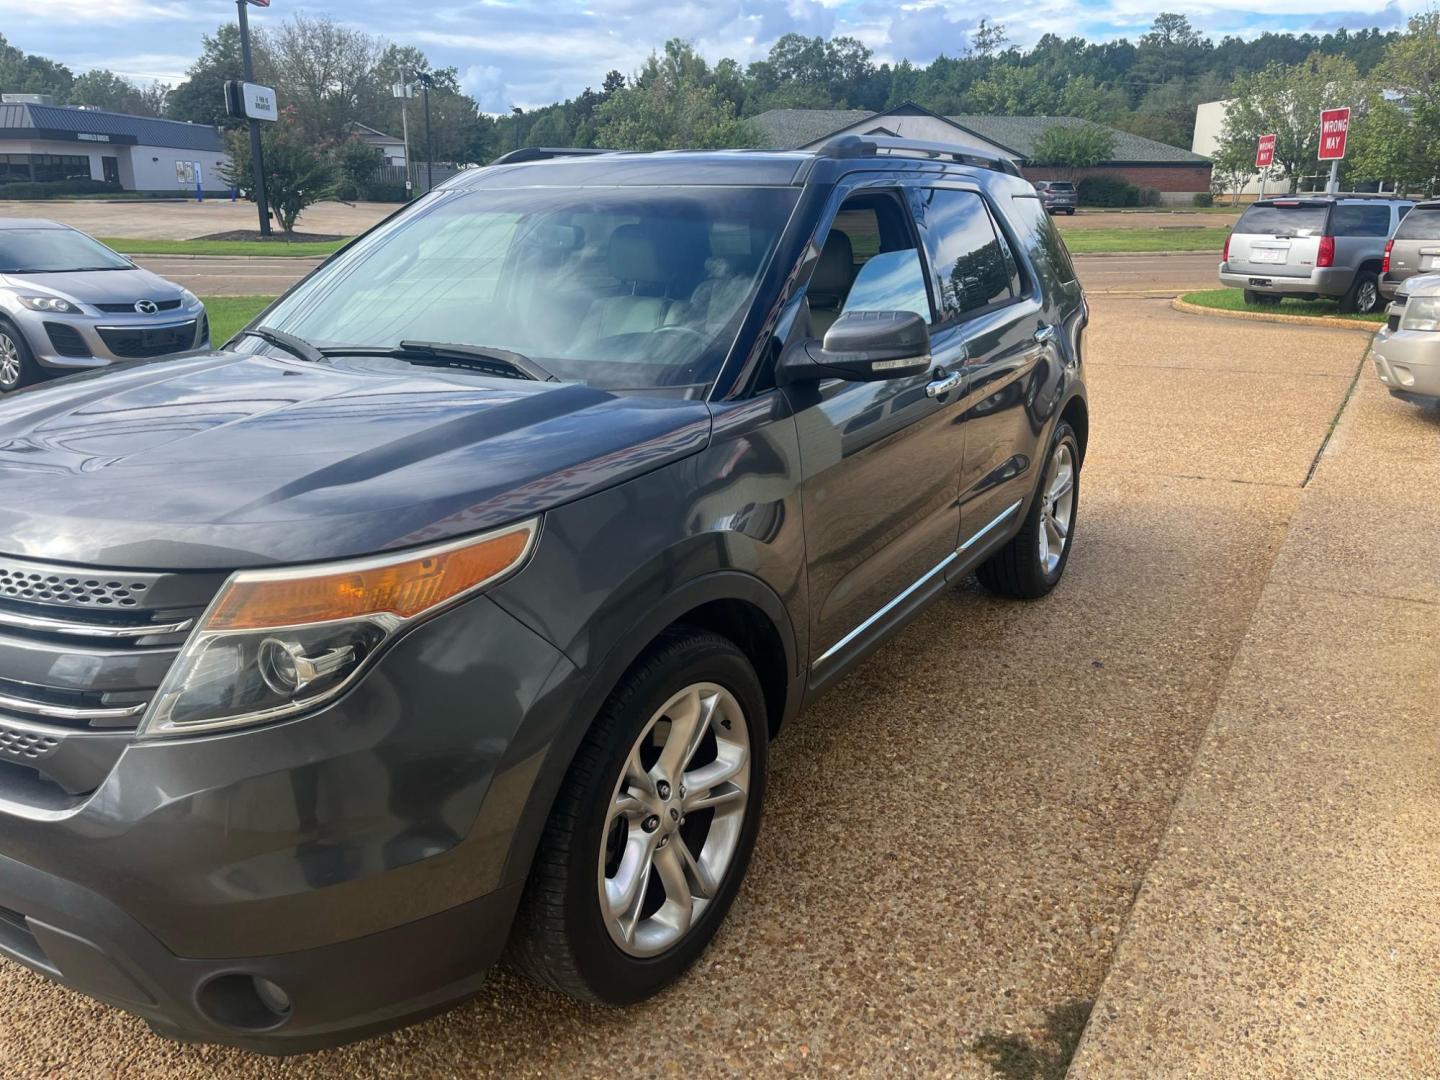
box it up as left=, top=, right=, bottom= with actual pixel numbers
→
left=806, top=231, right=855, bottom=338
left=573, top=225, right=671, bottom=348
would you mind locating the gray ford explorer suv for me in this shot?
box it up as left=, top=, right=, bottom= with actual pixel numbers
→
left=0, top=137, right=1088, bottom=1054
left=1220, top=195, right=1413, bottom=313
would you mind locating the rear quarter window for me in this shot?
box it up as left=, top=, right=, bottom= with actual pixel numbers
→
left=1234, top=204, right=1328, bottom=237
left=1395, top=209, right=1440, bottom=241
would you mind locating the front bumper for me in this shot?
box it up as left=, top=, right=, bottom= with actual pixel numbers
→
left=1219, top=266, right=1350, bottom=298
left=0, top=593, right=575, bottom=1052
left=8, top=303, right=210, bottom=371
left=1371, top=322, right=1440, bottom=402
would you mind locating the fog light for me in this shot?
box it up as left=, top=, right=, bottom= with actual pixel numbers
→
left=253, top=977, right=292, bottom=1016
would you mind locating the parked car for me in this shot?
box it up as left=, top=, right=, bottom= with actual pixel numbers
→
left=1033, top=180, right=1078, bottom=215
left=0, top=219, right=208, bottom=392
left=0, top=136, right=1088, bottom=1053
left=1380, top=199, right=1440, bottom=302
left=1219, top=195, right=1414, bottom=313
left=1372, top=273, right=1440, bottom=405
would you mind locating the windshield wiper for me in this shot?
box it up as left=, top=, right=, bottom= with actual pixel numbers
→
left=239, top=325, right=326, bottom=363
left=321, top=341, right=557, bottom=382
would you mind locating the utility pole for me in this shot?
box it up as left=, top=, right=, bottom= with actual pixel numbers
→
left=236, top=0, right=271, bottom=236
left=512, top=106, right=522, bottom=152
left=416, top=72, right=434, bottom=194
left=392, top=81, right=413, bottom=200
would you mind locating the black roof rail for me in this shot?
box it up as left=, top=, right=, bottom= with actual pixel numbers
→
left=488, top=146, right=618, bottom=166
left=817, top=134, right=1024, bottom=177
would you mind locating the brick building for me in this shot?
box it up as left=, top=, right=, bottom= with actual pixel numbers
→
left=752, top=102, right=1212, bottom=205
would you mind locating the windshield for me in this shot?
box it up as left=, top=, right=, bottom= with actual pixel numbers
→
left=259, top=185, right=799, bottom=392
left=1235, top=204, right=1328, bottom=238
left=1395, top=208, right=1440, bottom=241
left=0, top=228, right=131, bottom=273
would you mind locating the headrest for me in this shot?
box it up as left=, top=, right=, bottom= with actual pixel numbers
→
left=608, top=224, right=666, bottom=283
left=808, top=230, right=854, bottom=307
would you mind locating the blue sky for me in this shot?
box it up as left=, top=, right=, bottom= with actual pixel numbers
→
left=0, top=0, right=1418, bottom=113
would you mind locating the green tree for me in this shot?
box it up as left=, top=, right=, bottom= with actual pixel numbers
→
left=1218, top=53, right=1365, bottom=192
left=168, top=24, right=260, bottom=128
left=1353, top=12, right=1440, bottom=194
left=598, top=41, right=755, bottom=150
left=0, top=32, right=74, bottom=99
left=221, top=108, right=335, bottom=233
left=1028, top=124, right=1117, bottom=178
left=69, top=70, right=169, bottom=116
left=334, top=138, right=383, bottom=200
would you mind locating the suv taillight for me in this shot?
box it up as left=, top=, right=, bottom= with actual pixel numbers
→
left=1317, top=235, right=1335, bottom=268
left=1383, top=238, right=1394, bottom=274
left=1222, top=234, right=1230, bottom=263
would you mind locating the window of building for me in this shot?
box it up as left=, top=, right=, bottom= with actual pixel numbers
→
left=1, top=154, right=92, bottom=184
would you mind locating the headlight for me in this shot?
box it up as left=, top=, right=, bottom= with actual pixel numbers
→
left=1400, top=296, right=1440, bottom=332
left=140, top=519, right=538, bottom=738
left=17, top=295, right=79, bottom=313
left=181, top=288, right=201, bottom=307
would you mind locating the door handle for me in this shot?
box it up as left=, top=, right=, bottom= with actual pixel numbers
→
left=1034, top=324, right=1058, bottom=345
left=925, top=370, right=963, bottom=398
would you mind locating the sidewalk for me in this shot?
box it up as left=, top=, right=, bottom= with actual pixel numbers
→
left=1069, top=373, right=1440, bottom=1077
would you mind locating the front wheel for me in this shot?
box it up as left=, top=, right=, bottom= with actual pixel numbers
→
left=509, top=629, right=768, bottom=1004
left=0, top=319, right=37, bottom=393
left=1064, top=208, right=1076, bottom=216
left=977, top=421, right=1080, bottom=599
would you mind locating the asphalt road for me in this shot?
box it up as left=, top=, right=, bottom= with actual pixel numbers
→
left=0, top=291, right=1384, bottom=1077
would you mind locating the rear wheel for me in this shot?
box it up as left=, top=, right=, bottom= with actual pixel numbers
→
left=1064, top=208, right=1076, bottom=216
left=1340, top=269, right=1381, bottom=314
left=510, top=629, right=768, bottom=1004
left=1243, top=289, right=1281, bottom=306
left=977, top=422, right=1080, bottom=599
left=0, top=319, right=36, bottom=392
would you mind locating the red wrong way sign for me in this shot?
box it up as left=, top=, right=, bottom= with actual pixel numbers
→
left=1319, top=107, right=1350, bottom=161
left=1255, top=134, right=1276, bottom=169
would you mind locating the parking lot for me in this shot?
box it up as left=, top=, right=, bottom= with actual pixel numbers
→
left=1, top=254, right=1431, bottom=1077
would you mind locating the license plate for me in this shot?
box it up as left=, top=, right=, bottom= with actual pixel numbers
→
left=142, top=327, right=185, bottom=347
left=1251, top=249, right=1285, bottom=264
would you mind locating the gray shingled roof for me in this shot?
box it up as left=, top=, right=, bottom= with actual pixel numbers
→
left=749, top=107, right=1208, bottom=164
left=0, top=103, right=224, bottom=152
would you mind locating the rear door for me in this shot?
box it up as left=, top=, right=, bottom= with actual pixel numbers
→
left=1228, top=201, right=1329, bottom=279
left=1389, top=206, right=1440, bottom=288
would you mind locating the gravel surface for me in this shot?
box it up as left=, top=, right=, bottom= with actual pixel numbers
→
left=0, top=291, right=1381, bottom=1078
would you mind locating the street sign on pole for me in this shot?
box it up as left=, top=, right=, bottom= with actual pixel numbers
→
left=1319, top=106, right=1349, bottom=194
left=235, top=0, right=271, bottom=236
left=1255, top=134, right=1276, bottom=169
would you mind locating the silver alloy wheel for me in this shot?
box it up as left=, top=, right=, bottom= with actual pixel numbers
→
left=0, top=331, right=20, bottom=390
left=1038, top=441, right=1076, bottom=575
left=1356, top=278, right=1379, bottom=313
left=599, top=682, right=750, bottom=957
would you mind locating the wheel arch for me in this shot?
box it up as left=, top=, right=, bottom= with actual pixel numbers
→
left=1059, top=392, right=1089, bottom=466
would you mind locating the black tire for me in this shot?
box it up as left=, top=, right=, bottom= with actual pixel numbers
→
left=509, top=627, right=769, bottom=1005
left=1065, top=208, right=1076, bottom=216
left=1243, top=289, right=1281, bottom=306
left=0, top=318, right=37, bottom=393
left=1340, top=268, right=1381, bottom=314
left=977, top=421, right=1081, bottom=600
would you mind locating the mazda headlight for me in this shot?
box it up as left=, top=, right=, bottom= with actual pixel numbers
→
left=140, top=519, right=538, bottom=737
left=1400, top=296, right=1440, bottom=332
left=17, top=295, right=79, bottom=313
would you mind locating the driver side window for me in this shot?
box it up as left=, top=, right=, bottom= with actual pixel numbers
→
left=808, top=193, right=934, bottom=339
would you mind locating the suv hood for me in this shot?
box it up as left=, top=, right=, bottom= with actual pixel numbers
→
left=0, top=352, right=712, bottom=570
left=1, top=267, right=184, bottom=306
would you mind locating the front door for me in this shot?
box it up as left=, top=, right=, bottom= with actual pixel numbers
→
left=786, top=186, right=967, bottom=685
left=102, top=157, right=120, bottom=185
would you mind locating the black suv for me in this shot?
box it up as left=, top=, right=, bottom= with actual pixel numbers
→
left=0, top=136, right=1088, bottom=1053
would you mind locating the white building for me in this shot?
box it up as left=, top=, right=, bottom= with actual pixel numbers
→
left=346, top=122, right=407, bottom=167
left=0, top=97, right=230, bottom=194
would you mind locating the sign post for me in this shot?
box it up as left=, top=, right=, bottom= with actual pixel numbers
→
left=1255, top=133, right=1276, bottom=201
left=1318, top=106, right=1350, bottom=195
left=236, top=0, right=272, bottom=236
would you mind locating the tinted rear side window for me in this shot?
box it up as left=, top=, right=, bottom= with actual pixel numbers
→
left=917, top=189, right=1016, bottom=321
left=1331, top=204, right=1393, bottom=237
left=1235, top=204, right=1328, bottom=237
left=1395, top=209, right=1440, bottom=241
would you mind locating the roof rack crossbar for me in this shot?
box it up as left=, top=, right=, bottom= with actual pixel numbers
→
left=488, top=146, right=618, bottom=166
left=817, top=134, right=1023, bottom=177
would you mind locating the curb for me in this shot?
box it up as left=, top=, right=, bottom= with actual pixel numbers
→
left=1170, top=297, right=1381, bottom=335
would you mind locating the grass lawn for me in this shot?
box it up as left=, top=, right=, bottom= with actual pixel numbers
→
left=1181, top=288, right=1387, bottom=324
left=202, top=296, right=275, bottom=344
left=105, top=238, right=347, bottom=258
left=1060, top=227, right=1231, bottom=254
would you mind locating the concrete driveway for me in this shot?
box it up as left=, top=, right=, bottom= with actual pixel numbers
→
left=0, top=199, right=392, bottom=240
left=0, top=267, right=1431, bottom=1078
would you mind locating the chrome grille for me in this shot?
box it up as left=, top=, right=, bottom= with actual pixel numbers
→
left=0, top=565, right=151, bottom=609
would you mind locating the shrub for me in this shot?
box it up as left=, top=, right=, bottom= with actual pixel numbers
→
left=365, top=182, right=409, bottom=203
left=1141, top=187, right=1162, bottom=206
left=0, top=178, right=123, bottom=199
left=1193, top=191, right=1215, bottom=207
left=1077, top=175, right=1141, bottom=207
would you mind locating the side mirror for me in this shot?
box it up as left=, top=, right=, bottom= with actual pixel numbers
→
left=780, top=310, right=932, bottom=384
